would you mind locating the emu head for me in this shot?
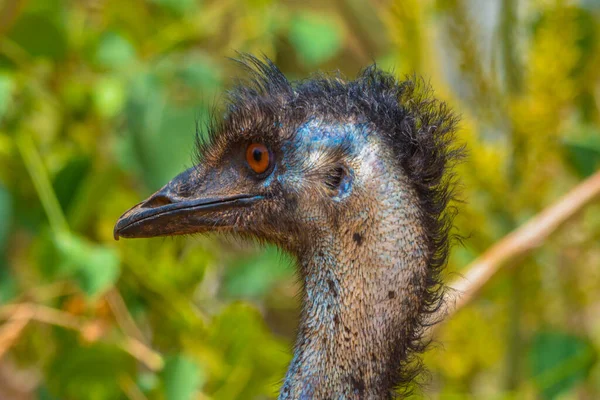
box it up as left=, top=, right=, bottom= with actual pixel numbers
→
left=114, top=57, right=457, bottom=254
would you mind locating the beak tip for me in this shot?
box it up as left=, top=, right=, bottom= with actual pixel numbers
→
left=113, top=223, right=121, bottom=241
left=113, top=203, right=141, bottom=241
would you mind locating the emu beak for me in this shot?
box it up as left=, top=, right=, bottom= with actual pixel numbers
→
left=113, top=166, right=263, bottom=240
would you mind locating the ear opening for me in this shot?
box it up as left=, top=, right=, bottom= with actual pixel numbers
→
left=327, top=166, right=353, bottom=201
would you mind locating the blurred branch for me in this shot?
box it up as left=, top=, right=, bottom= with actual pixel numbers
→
left=16, top=281, right=77, bottom=303
left=0, top=302, right=163, bottom=371
left=105, top=287, right=147, bottom=345
left=0, top=0, right=25, bottom=36
left=0, top=303, right=80, bottom=329
left=120, top=337, right=163, bottom=372
left=119, top=375, right=149, bottom=400
left=0, top=304, right=32, bottom=359
left=441, top=170, right=600, bottom=323
left=0, top=357, right=40, bottom=400
left=105, top=287, right=164, bottom=370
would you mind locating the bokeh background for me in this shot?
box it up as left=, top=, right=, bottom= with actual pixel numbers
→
left=1, top=0, right=600, bottom=398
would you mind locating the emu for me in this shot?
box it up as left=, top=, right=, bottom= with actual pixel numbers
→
left=114, top=55, right=461, bottom=399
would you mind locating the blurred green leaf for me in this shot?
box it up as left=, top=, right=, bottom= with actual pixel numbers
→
left=223, top=245, right=293, bottom=299
left=529, top=331, right=596, bottom=399
left=572, top=7, right=597, bottom=78
left=149, top=0, right=198, bottom=14
left=93, top=77, right=126, bottom=118
left=563, top=127, right=600, bottom=177
left=52, top=157, right=91, bottom=213
left=0, top=73, right=15, bottom=120
left=0, top=265, right=16, bottom=304
left=8, top=13, right=67, bottom=60
left=162, top=354, right=204, bottom=400
left=22, top=0, right=65, bottom=14
left=95, top=32, right=137, bottom=70
left=138, top=371, right=159, bottom=393
left=207, top=303, right=289, bottom=399
left=124, top=70, right=202, bottom=189
left=37, top=385, right=61, bottom=400
left=0, top=184, right=12, bottom=251
left=0, top=184, right=15, bottom=303
left=61, top=78, right=91, bottom=116
left=120, top=53, right=221, bottom=188
left=289, top=12, right=343, bottom=66
left=46, top=342, right=135, bottom=400
left=147, top=104, right=199, bottom=187
left=177, top=57, right=222, bottom=91
left=54, top=232, right=120, bottom=297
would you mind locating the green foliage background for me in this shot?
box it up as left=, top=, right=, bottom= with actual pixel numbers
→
left=1, top=0, right=600, bottom=398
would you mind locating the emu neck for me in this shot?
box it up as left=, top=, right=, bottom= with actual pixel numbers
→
left=279, top=179, right=429, bottom=399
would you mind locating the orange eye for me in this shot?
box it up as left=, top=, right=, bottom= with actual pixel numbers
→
left=246, top=143, right=271, bottom=174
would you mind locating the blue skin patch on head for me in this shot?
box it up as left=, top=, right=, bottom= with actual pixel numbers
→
left=272, top=120, right=380, bottom=211
left=271, top=119, right=379, bottom=208
left=289, top=119, right=372, bottom=160
left=280, top=119, right=371, bottom=154
left=297, top=119, right=370, bottom=146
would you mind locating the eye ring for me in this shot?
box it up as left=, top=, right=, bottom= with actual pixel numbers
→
left=245, top=143, right=272, bottom=175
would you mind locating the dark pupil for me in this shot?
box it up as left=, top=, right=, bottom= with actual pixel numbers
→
left=252, top=148, right=263, bottom=162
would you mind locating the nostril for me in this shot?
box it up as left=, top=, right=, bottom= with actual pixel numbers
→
left=140, top=194, right=173, bottom=208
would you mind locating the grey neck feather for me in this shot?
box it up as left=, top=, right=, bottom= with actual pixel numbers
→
left=279, top=173, right=429, bottom=399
